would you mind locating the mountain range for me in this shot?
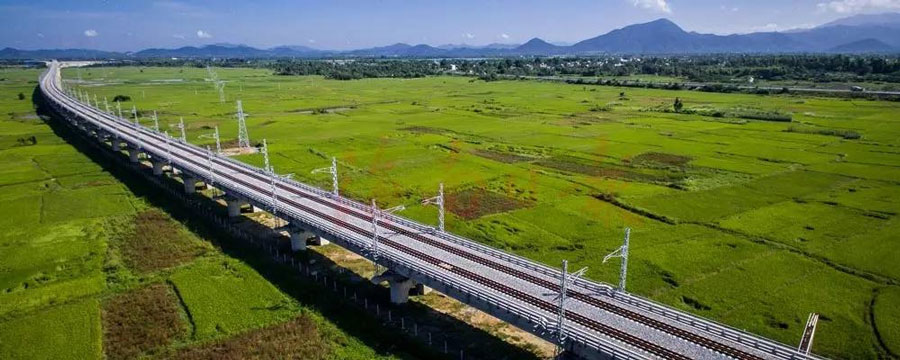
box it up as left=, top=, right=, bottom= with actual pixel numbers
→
left=3, top=13, right=900, bottom=60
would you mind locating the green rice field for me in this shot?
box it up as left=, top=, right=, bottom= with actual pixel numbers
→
left=1, top=63, right=898, bottom=359
left=0, top=67, right=401, bottom=359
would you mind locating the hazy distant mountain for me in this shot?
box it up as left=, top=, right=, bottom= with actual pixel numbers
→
left=483, top=43, right=520, bottom=49
left=514, top=38, right=561, bottom=54
left=268, top=45, right=321, bottom=54
left=790, top=24, right=900, bottom=49
left=0, top=47, right=119, bottom=60
left=571, top=18, right=805, bottom=53
left=5, top=13, right=900, bottom=59
left=819, top=12, right=900, bottom=28
left=829, top=38, right=896, bottom=53
left=133, top=44, right=270, bottom=58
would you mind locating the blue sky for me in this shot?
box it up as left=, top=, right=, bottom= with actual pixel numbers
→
left=1, top=0, right=899, bottom=51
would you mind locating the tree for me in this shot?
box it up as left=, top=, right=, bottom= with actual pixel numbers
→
left=17, top=92, right=25, bottom=100
left=112, top=95, right=131, bottom=102
left=673, top=97, right=683, bottom=113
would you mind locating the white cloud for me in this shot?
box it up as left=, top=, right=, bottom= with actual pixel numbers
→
left=36, top=33, right=44, bottom=38
left=463, top=33, right=475, bottom=39
left=308, top=39, right=316, bottom=44
left=817, top=0, right=900, bottom=13
left=172, top=34, right=186, bottom=39
left=500, top=33, right=510, bottom=39
left=83, top=29, right=98, bottom=37
left=196, top=29, right=212, bottom=38
left=631, top=0, right=671, bottom=13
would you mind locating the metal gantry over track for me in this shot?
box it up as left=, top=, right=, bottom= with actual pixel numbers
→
left=311, top=157, right=339, bottom=197
left=603, top=227, right=630, bottom=292
left=421, top=182, right=445, bottom=232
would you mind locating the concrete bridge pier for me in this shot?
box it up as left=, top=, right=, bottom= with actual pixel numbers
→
left=151, top=160, right=165, bottom=175
left=128, top=148, right=141, bottom=163
left=111, top=140, right=121, bottom=152
left=226, top=197, right=248, bottom=217
left=372, top=271, right=421, bottom=304
left=183, top=176, right=201, bottom=194
left=289, top=225, right=315, bottom=251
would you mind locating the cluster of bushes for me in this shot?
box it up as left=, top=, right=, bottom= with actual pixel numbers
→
left=653, top=101, right=793, bottom=122
left=271, top=60, right=440, bottom=80
left=15, top=135, right=37, bottom=146
left=785, top=125, right=861, bottom=139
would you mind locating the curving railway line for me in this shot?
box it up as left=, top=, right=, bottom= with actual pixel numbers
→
left=40, top=61, right=822, bottom=360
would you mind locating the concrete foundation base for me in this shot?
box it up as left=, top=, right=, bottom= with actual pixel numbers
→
left=310, top=236, right=330, bottom=246
left=412, top=283, right=432, bottom=296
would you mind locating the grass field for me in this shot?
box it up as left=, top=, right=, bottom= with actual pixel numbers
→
left=58, top=64, right=900, bottom=358
left=0, top=67, right=403, bottom=359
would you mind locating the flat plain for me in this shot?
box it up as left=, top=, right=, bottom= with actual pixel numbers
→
left=0, top=67, right=404, bottom=359
left=66, top=65, right=900, bottom=359
left=3, top=64, right=898, bottom=359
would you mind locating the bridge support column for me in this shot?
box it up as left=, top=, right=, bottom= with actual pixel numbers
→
left=183, top=176, right=199, bottom=194
left=111, top=140, right=121, bottom=152
left=151, top=160, right=165, bottom=175
left=372, top=271, right=418, bottom=304
left=289, top=226, right=315, bottom=252
left=226, top=197, right=248, bottom=217
left=128, top=148, right=141, bottom=163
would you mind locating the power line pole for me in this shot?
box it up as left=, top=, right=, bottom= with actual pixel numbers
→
left=116, top=100, right=122, bottom=119
left=206, top=145, right=216, bottom=189
left=214, top=126, right=222, bottom=155
left=603, top=228, right=630, bottom=292
left=236, top=100, right=250, bottom=149
left=217, top=81, right=226, bottom=103
left=164, top=131, right=172, bottom=165
left=368, top=200, right=405, bottom=274
left=551, top=260, right=587, bottom=358
left=152, top=110, right=159, bottom=132
left=178, top=117, right=187, bottom=143
left=331, top=157, right=338, bottom=196
left=798, top=313, right=819, bottom=355
left=421, top=182, right=445, bottom=232
left=261, top=139, right=271, bottom=173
